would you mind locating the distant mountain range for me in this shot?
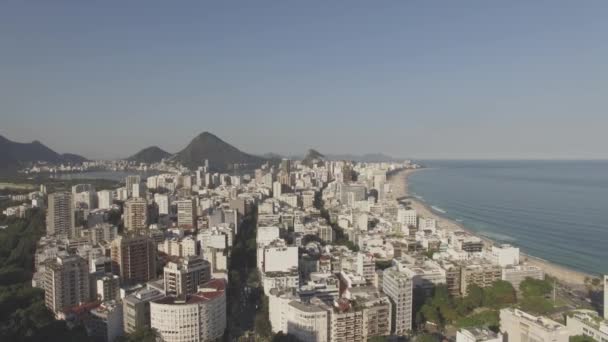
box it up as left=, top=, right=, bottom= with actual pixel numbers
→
left=1, top=131, right=403, bottom=175
left=127, top=146, right=172, bottom=164
left=0, top=135, right=87, bottom=172
left=268, top=151, right=402, bottom=163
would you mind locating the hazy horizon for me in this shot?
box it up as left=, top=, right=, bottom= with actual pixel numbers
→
left=2, top=2, right=608, bottom=159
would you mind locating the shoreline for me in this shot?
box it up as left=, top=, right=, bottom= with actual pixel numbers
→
left=388, top=168, right=595, bottom=288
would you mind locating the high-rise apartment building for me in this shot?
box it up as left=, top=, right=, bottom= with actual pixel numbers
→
left=382, top=267, right=413, bottom=336
left=154, top=193, right=170, bottom=215
left=46, top=192, right=76, bottom=237
left=175, top=199, right=196, bottom=229
left=123, top=288, right=165, bottom=334
left=44, top=254, right=91, bottom=315
left=125, top=175, right=141, bottom=198
left=163, top=256, right=211, bottom=297
left=98, top=190, right=114, bottom=209
left=124, top=197, right=148, bottom=232
left=111, top=235, right=157, bottom=285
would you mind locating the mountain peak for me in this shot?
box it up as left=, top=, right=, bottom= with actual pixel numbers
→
left=128, top=146, right=171, bottom=163
left=174, top=132, right=265, bottom=170
left=302, top=148, right=325, bottom=167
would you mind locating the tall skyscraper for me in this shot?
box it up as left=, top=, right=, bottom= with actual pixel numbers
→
left=44, top=254, right=91, bottom=315
left=176, top=199, right=196, bottom=229
left=125, top=175, right=141, bottom=198
left=111, top=235, right=157, bottom=285
left=46, top=192, right=75, bottom=237
left=124, top=197, right=148, bottom=232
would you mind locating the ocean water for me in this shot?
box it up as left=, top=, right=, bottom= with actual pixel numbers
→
left=407, top=160, right=608, bottom=276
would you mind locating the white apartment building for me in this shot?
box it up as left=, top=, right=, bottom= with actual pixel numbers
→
left=154, top=193, right=170, bottom=215
left=397, top=208, right=417, bottom=228
left=98, top=190, right=114, bottom=209
left=150, top=279, right=226, bottom=342
left=457, top=327, right=503, bottom=342
left=269, top=292, right=330, bottom=342
left=257, top=226, right=280, bottom=246
left=260, top=242, right=298, bottom=273
left=382, top=267, right=413, bottom=336
left=262, top=270, right=300, bottom=296
left=418, top=217, right=437, bottom=232
left=486, top=244, right=520, bottom=267
left=502, top=265, right=544, bottom=290
left=566, top=310, right=608, bottom=342
left=273, top=181, right=282, bottom=198
left=500, top=308, right=571, bottom=342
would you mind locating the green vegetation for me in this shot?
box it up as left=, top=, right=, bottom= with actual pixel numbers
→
left=416, top=333, right=441, bottom=342
left=416, top=281, right=516, bottom=331
left=254, top=295, right=272, bottom=339
left=520, top=278, right=552, bottom=297
left=375, top=260, right=393, bottom=270
left=0, top=208, right=91, bottom=341
left=518, top=277, right=555, bottom=315
left=455, top=310, right=500, bottom=329
left=570, top=335, right=596, bottom=342
left=227, top=213, right=264, bottom=339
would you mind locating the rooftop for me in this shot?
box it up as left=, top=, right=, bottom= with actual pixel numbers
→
left=154, top=279, right=225, bottom=305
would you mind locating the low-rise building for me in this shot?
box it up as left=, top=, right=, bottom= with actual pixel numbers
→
left=150, top=279, right=226, bottom=342
left=566, top=310, right=608, bottom=342
left=500, top=308, right=570, bottom=342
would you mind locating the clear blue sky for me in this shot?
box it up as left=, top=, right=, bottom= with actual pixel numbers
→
left=1, top=1, right=607, bottom=159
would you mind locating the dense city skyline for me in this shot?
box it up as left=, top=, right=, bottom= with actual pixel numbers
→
left=2, top=2, right=608, bottom=159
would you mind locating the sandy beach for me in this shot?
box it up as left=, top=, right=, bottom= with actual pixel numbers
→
left=388, top=168, right=594, bottom=288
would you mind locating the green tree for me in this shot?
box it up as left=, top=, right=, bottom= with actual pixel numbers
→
left=520, top=296, right=554, bottom=315
left=417, top=333, right=440, bottom=342
left=520, top=278, right=552, bottom=298
left=483, top=281, right=516, bottom=307
left=570, top=335, right=595, bottom=342
left=464, top=285, right=484, bottom=309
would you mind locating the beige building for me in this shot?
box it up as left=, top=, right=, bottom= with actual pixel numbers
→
left=175, top=199, right=196, bottom=229
left=124, top=197, right=148, bottom=232
left=44, top=254, right=90, bottom=315
left=46, top=192, right=75, bottom=237
left=123, top=288, right=165, bottom=334
left=111, top=235, right=157, bottom=285
left=461, top=263, right=502, bottom=296
left=163, top=256, right=211, bottom=297
left=500, top=308, right=570, bottom=342
left=382, top=267, right=413, bottom=336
